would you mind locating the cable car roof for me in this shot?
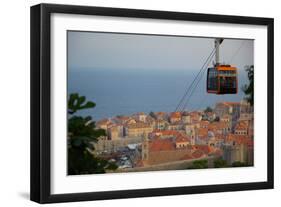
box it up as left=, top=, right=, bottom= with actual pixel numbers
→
left=216, top=65, right=237, bottom=71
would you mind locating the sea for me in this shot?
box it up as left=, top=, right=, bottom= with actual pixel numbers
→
left=68, top=68, right=247, bottom=121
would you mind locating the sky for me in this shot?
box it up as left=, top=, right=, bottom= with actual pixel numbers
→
left=68, top=31, right=254, bottom=72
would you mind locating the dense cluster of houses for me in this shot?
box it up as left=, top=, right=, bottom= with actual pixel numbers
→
left=95, top=100, right=254, bottom=168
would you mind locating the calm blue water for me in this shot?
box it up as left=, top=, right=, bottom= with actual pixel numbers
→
left=68, top=68, right=247, bottom=121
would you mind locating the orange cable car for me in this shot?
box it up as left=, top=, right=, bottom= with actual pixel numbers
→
left=207, top=39, right=238, bottom=95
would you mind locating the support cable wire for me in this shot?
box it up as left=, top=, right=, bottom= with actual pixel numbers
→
left=174, top=47, right=216, bottom=112
left=228, top=40, right=245, bottom=63
left=179, top=50, right=216, bottom=112
left=175, top=39, right=244, bottom=113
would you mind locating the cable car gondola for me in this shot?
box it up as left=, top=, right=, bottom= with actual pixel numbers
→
left=207, top=39, right=238, bottom=95
left=174, top=38, right=240, bottom=112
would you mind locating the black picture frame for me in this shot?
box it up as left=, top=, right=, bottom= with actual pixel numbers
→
left=30, top=3, right=274, bottom=204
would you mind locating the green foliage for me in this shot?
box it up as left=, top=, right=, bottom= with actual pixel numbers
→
left=188, top=159, right=208, bottom=169
left=68, top=93, right=117, bottom=175
left=68, top=148, right=116, bottom=174
left=204, top=106, right=213, bottom=113
left=231, top=161, right=248, bottom=167
left=213, top=116, right=220, bottom=122
left=242, top=65, right=254, bottom=106
left=149, top=111, right=156, bottom=119
left=68, top=93, right=96, bottom=114
left=214, top=158, right=228, bottom=168
left=68, top=116, right=106, bottom=147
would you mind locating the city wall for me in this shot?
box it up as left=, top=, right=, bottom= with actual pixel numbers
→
left=94, top=137, right=143, bottom=153
left=116, top=156, right=217, bottom=173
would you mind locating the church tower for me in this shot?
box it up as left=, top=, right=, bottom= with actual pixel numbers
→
left=142, top=132, right=149, bottom=161
left=191, top=126, right=197, bottom=145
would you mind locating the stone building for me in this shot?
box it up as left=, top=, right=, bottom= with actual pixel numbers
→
left=134, top=112, right=147, bottom=123
left=222, top=143, right=248, bottom=165
left=181, top=112, right=191, bottom=124
left=175, top=135, right=190, bottom=148
left=125, top=122, right=153, bottom=138
left=107, top=125, right=119, bottom=140
left=234, top=121, right=249, bottom=135
left=223, top=134, right=254, bottom=166
left=155, top=119, right=168, bottom=130
left=169, top=112, right=181, bottom=123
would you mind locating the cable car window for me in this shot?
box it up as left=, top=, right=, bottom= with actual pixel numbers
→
left=219, top=76, right=237, bottom=94
left=219, top=70, right=235, bottom=76
left=207, top=68, right=218, bottom=92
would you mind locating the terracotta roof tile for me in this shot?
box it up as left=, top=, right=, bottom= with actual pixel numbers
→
left=192, top=145, right=212, bottom=154
left=198, top=128, right=209, bottom=138
left=226, top=134, right=253, bottom=146
left=149, top=139, right=175, bottom=151
left=170, top=112, right=181, bottom=119
left=235, top=121, right=249, bottom=130
left=175, top=135, right=190, bottom=143
left=191, top=150, right=205, bottom=159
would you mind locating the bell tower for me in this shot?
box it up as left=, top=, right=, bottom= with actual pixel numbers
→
left=142, top=133, right=149, bottom=161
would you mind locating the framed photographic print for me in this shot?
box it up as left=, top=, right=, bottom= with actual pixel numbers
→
left=30, top=3, right=274, bottom=203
